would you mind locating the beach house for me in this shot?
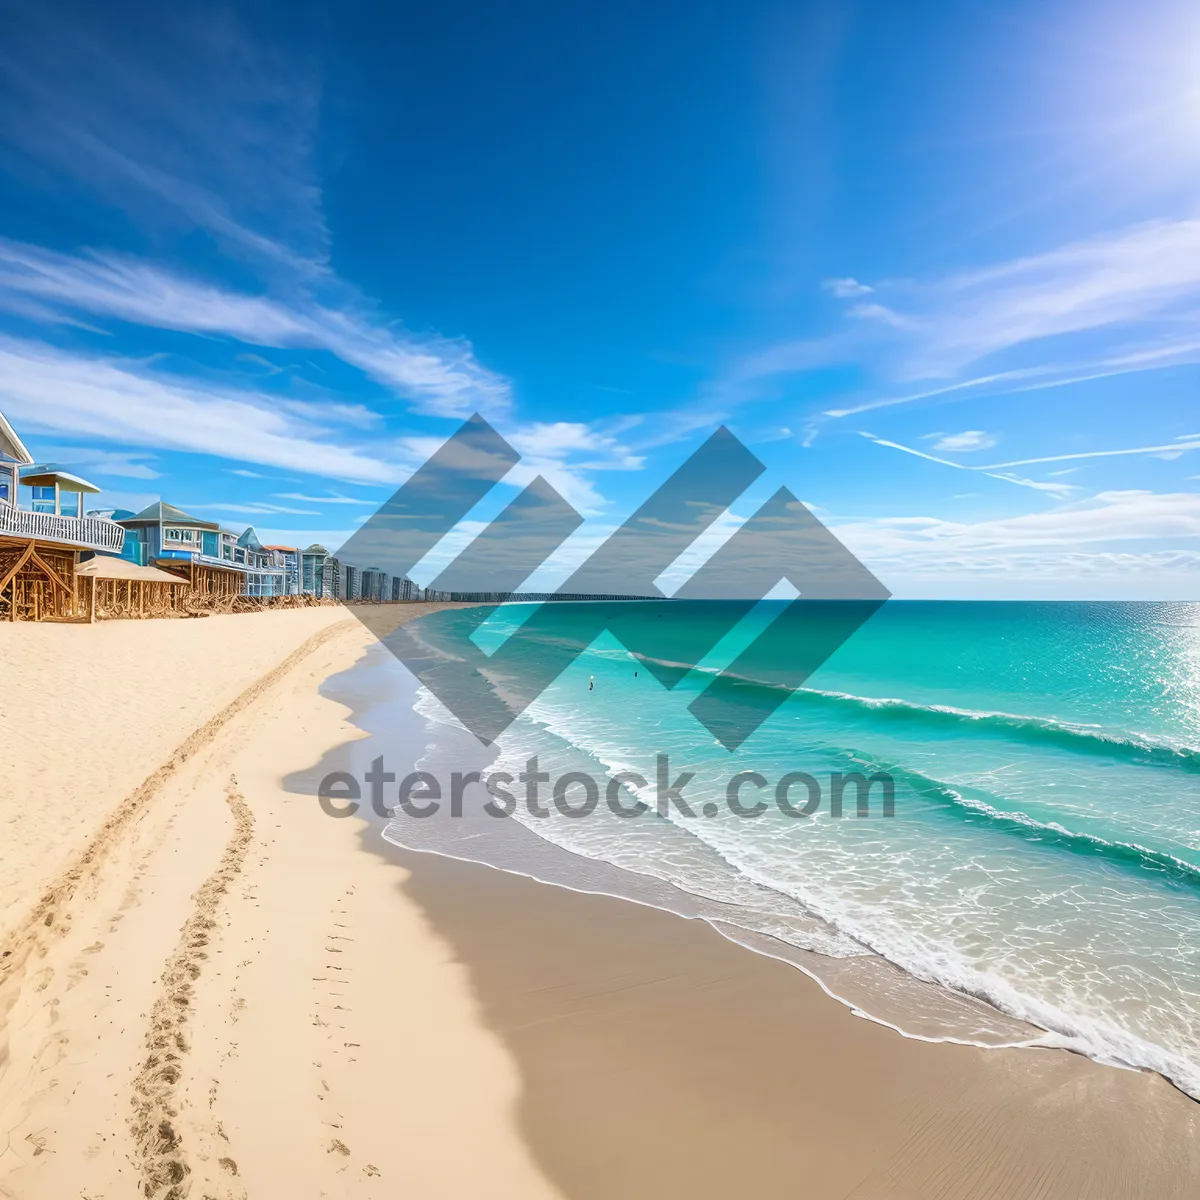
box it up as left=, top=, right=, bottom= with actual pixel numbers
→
left=114, top=503, right=282, bottom=601
left=261, top=543, right=300, bottom=595
left=236, top=528, right=289, bottom=597
left=0, top=409, right=126, bottom=619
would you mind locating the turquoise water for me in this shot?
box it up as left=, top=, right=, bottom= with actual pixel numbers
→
left=401, top=600, right=1200, bottom=1096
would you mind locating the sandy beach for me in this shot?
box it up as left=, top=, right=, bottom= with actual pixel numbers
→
left=1, top=607, right=1197, bottom=1199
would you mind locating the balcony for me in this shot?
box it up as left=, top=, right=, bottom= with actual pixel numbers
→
left=0, top=505, right=125, bottom=553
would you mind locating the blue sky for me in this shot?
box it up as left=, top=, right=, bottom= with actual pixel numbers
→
left=1, top=0, right=1198, bottom=597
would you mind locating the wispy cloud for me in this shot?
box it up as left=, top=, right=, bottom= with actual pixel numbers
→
left=500, top=421, right=644, bottom=515
left=274, top=491, right=376, bottom=505
left=833, top=490, right=1200, bottom=577
left=862, top=425, right=1200, bottom=499
left=0, top=240, right=511, bottom=419
left=0, top=7, right=668, bottom=532
left=824, top=336, right=1200, bottom=418
left=926, top=430, right=996, bottom=453
left=191, top=501, right=320, bottom=516
left=817, top=219, right=1200, bottom=391
left=981, top=436, right=1200, bottom=470
left=0, top=335, right=404, bottom=484
left=859, top=432, right=1077, bottom=497
left=722, top=217, right=1200, bottom=426
left=901, top=219, right=1200, bottom=374
left=823, top=277, right=873, bottom=299
left=0, top=336, right=642, bottom=514
left=34, top=445, right=162, bottom=480
left=0, top=5, right=330, bottom=276
left=0, top=5, right=514, bottom=421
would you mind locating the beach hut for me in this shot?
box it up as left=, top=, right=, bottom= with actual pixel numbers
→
left=75, top=555, right=192, bottom=620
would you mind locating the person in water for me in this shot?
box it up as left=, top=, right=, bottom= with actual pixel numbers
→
left=589, top=675, right=594, bottom=691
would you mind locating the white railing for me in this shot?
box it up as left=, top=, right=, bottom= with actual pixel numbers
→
left=0, top=506, right=125, bottom=552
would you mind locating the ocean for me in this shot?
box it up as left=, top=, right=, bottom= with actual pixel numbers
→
left=377, top=600, right=1200, bottom=1098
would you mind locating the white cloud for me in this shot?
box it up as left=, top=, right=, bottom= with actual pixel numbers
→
left=34, top=446, right=162, bottom=479
left=823, top=277, right=873, bottom=298
left=859, top=429, right=1200, bottom=496
left=0, top=240, right=511, bottom=419
left=274, top=491, right=377, bottom=505
left=982, top=436, right=1200, bottom=470
left=0, top=11, right=513, bottom=421
left=0, top=6, right=330, bottom=276
left=913, top=219, right=1200, bottom=372
left=505, top=420, right=641, bottom=467
left=818, top=219, right=1200, bottom=388
left=191, top=501, right=320, bottom=516
left=0, top=335, right=405, bottom=484
left=725, top=219, right=1200, bottom=425
left=847, top=301, right=912, bottom=329
left=494, top=421, right=643, bottom=516
left=927, top=430, right=996, bottom=452
left=982, top=471, right=1074, bottom=496
left=858, top=432, right=1077, bottom=497
left=839, top=489, right=1200, bottom=553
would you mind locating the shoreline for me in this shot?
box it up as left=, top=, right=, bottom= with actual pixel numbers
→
left=338, top=637, right=1176, bottom=1094
left=0, top=608, right=1197, bottom=1197
left=321, top=632, right=1200, bottom=1192
left=377, top=840, right=1200, bottom=1199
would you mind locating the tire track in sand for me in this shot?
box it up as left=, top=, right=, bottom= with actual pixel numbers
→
left=130, top=775, right=253, bottom=1200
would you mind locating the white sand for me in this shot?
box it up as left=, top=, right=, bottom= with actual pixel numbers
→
left=0, top=607, right=562, bottom=1199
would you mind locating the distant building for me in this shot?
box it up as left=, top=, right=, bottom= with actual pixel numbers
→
left=391, top=576, right=419, bottom=601
left=359, top=568, right=388, bottom=602
left=237, top=528, right=288, bottom=597
left=320, top=556, right=340, bottom=599
left=301, top=544, right=339, bottom=597
left=262, top=544, right=300, bottom=595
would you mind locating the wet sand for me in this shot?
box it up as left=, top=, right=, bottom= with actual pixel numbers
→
left=385, top=843, right=1200, bottom=1200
